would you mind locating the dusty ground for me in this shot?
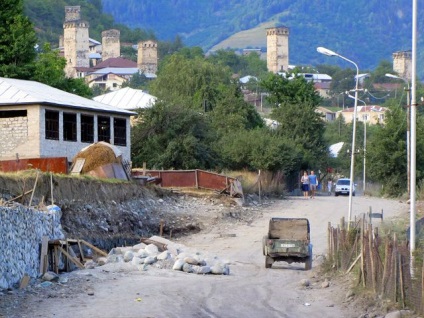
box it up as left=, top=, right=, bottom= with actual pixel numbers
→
left=0, top=191, right=416, bottom=318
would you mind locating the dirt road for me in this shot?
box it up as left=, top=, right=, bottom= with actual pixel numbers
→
left=6, top=195, right=408, bottom=318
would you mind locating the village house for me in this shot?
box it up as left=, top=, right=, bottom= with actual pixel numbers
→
left=0, top=77, right=135, bottom=172
left=337, top=105, right=388, bottom=125
left=316, top=106, right=336, bottom=122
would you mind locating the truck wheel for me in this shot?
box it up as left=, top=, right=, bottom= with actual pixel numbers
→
left=262, top=236, right=268, bottom=256
left=305, top=245, right=312, bottom=270
left=265, top=256, right=273, bottom=268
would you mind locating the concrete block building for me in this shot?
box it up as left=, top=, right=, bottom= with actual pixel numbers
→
left=0, top=77, right=135, bottom=164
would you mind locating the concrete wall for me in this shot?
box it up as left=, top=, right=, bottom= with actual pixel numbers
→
left=0, top=205, right=64, bottom=289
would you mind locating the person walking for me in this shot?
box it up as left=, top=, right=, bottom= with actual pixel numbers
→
left=308, top=171, right=318, bottom=199
left=327, top=179, right=333, bottom=196
left=300, top=171, right=310, bottom=199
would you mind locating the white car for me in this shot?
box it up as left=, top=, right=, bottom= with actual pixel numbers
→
left=335, top=178, right=356, bottom=196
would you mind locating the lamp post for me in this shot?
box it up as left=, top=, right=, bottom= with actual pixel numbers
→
left=317, top=47, right=359, bottom=230
left=385, top=73, right=411, bottom=196
left=346, top=94, right=368, bottom=193
left=410, top=0, right=418, bottom=257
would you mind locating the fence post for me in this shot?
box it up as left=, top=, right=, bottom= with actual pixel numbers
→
left=361, top=215, right=365, bottom=287
left=399, top=254, right=405, bottom=308
left=393, top=233, right=397, bottom=303
left=421, top=262, right=424, bottom=313
left=195, top=170, right=199, bottom=189
left=368, top=223, right=376, bottom=292
left=381, top=236, right=390, bottom=296
left=327, top=222, right=331, bottom=259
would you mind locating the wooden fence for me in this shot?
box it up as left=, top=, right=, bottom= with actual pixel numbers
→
left=328, top=215, right=423, bottom=313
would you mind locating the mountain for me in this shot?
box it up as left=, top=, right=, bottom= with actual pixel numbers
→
left=101, top=0, right=424, bottom=77
left=23, top=0, right=423, bottom=78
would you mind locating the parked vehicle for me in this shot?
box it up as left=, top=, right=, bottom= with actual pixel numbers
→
left=335, top=178, right=356, bottom=196
left=262, top=218, right=312, bottom=270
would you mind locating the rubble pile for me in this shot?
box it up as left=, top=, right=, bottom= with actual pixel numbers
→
left=90, top=236, right=230, bottom=276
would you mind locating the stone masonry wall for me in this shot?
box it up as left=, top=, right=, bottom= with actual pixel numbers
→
left=0, top=116, right=28, bottom=157
left=0, top=205, right=64, bottom=289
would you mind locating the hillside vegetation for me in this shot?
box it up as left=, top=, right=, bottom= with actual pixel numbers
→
left=101, top=0, right=424, bottom=77
left=23, top=0, right=424, bottom=77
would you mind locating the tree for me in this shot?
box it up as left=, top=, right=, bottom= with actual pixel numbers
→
left=217, top=128, right=301, bottom=172
left=149, top=54, right=232, bottom=110
left=131, top=102, right=217, bottom=169
left=0, top=0, right=37, bottom=79
left=122, top=72, right=149, bottom=90
left=32, top=43, right=66, bottom=86
left=366, top=103, right=407, bottom=195
left=209, top=82, right=263, bottom=137
left=261, top=72, right=328, bottom=170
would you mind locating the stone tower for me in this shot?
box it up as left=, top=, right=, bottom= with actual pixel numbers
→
left=393, top=50, right=412, bottom=80
left=63, top=6, right=90, bottom=78
left=102, top=29, right=121, bottom=61
left=137, top=40, right=158, bottom=74
left=266, top=26, right=289, bottom=73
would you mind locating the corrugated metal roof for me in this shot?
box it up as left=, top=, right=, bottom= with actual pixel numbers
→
left=89, top=38, right=101, bottom=45
left=89, top=52, right=102, bottom=59
left=240, top=75, right=257, bottom=84
left=90, top=67, right=139, bottom=75
left=93, top=87, right=156, bottom=110
left=0, top=77, right=135, bottom=115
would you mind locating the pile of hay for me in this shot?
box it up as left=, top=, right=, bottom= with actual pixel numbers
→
left=72, top=143, right=121, bottom=174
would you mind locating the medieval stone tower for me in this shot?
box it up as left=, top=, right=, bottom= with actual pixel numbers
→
left=266, top=26, right=289, bottom=73
left=102, top=29, right=121, bottom=61
left=137, top=40, right=158, bottom=74
left=63, top=6, right=90, bottom=78
left=393, top=50, right=412, bottom=80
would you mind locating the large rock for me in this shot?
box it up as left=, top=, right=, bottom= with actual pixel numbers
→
left=145, top=244, right=159, bottom=255
left=123, top=251, right=134, bottom=262
left=172, top=259, right=185, bottom=271
left=144, top=256, right=157, bottom=265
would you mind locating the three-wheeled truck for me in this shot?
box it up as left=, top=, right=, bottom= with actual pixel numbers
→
left=262, top=217, right=312, bottom=270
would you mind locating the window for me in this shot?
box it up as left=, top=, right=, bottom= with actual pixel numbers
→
left=81, top=114, right=94, bottom=143
left=63, top=112, right=77, bottom=141
left=0, top=110, right=27, bottom=118
left=98, top=116, right=110, bottom=142
left=45, top=110, right=59, bottom=140
left=114, top=118, right=126, bottom=146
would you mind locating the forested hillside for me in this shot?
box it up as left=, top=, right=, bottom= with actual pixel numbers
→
left=101, top=0, right=424, bottom=77
left=23, top=0, right=424, bottom=77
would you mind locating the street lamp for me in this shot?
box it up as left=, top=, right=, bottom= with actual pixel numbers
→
left=317, top=46, right=359, bottom=229
left=409, top=0, right=417, bottom=270
left=346, top=94, right=368, bottom=193
left=385, top=73, right=411, bottom=196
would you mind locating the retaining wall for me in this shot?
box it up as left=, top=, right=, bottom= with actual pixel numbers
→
left=0, top=205, right=64, bottom=289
